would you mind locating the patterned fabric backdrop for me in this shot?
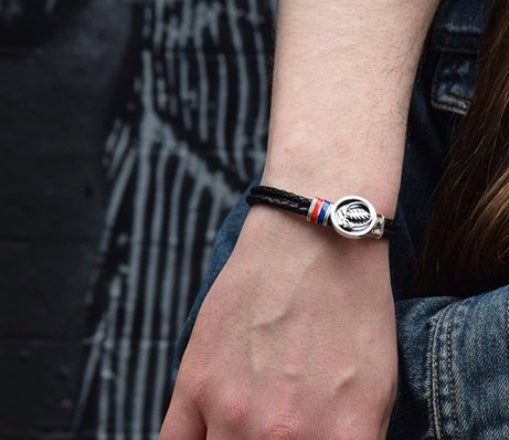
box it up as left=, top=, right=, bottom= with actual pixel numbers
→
left=0, top=0, right=276, bottom=439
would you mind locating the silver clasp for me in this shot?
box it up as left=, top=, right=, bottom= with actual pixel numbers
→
left=328, top=195, right=385, bottom=239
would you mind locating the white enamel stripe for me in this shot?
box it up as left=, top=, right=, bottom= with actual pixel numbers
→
left=307, top=198, right=318, bottom=222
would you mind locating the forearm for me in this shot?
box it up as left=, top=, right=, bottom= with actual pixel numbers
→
left=162, top=6, right=447, bottom=437
left=262, top=0, right=441, bottom=218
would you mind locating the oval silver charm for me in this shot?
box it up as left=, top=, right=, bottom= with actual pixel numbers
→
left=329, top=195, right=384, bottom=239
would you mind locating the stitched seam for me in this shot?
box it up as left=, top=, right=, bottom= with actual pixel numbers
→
left=506, top=288, right=509, bottom=379
left=432, top=28, right=483, bottom=38
left=445, top=304, right=462, bottom=440
left=432, top=91, right=470, bottom=108
left=431, top=44, right=479, bottom=55
left=431, top=53, right=447, bottom=112
left=430, top=55, right=467, bottom=115
left=430, top=101, right=468, bottom=116
left=430, top=52, right=476, bottom=116
left=429, top=30, right=482, bottom=54
left=433, top=81, right=471, bottom=111
left=431, top=311, right=445, bottom=440
left=446, top=90, right=472, bottom=103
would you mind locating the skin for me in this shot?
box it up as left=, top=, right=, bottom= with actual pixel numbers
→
left=160, top=0, right=441, bottom=438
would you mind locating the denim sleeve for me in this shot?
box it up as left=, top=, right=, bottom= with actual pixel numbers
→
left=389, top=286, right=509, bottom=440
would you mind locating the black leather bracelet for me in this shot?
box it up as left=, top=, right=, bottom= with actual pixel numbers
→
left=246, top=185, right=399, bottom=240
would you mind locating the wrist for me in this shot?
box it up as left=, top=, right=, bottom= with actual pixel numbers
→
left=259, top=159, right=401, bottom=221
left=262, top=93, right=405, bottom=219
left=237, top=202, right=391, bottom=280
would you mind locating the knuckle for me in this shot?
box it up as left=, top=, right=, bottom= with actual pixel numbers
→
left=218, top=394, right=250, bottom=428
left=337, top=433, right=362, bottom=440
left=334, top=424, right=373, bottom=440
left=181, top=373, right=211, bottom=406
left=260, top=416, right=303, bottom=440
left=263, top=425, right=301, bottom=440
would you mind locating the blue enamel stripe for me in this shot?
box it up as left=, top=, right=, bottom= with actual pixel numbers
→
left=317, top=200, right=331, bottom=224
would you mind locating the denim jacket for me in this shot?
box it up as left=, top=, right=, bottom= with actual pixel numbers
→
left=173, top=1, right=509, bottom=438
left=431, top=0, right=488, bottom=114
left=389, top=0, right=490, bottom=303
left=391, top=2, right=509, bottom=439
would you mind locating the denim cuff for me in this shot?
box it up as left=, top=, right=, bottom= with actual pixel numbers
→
left=391, top=286, right=509, bottom=439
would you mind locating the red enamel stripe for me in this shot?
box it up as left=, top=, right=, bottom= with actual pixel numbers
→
left=311, top=198, right=324, bottom=223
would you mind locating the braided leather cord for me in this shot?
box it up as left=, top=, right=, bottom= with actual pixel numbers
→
left=249, top=185, right=310, bottom=205
left=246, top=185, right=399, bottom=238
left=245, top=193, right=311, bottom=216
left=383, top=218, right=399, bottom=237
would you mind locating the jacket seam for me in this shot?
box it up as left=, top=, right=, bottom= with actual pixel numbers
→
left=431, top=44, right=479, bottom=55
left=445, top=303, right=462, bottom=440
left=446, top=90, right=472, bottom=103
left=431, top=310, right=445, bottom=440
left=430, top=53, right=472, bottom=116
left=431, top=28, right=483, bottom=38
left=430, top=101, right=468, bottom=116
left=506, top=288, right=509, bottom=376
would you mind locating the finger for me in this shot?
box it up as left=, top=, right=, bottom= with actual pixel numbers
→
left=205, top=429, right=235, bottom=440
left=159, top=390, right=206, bottom=440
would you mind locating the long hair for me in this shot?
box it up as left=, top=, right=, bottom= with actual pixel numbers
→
left=412, top=0, right=509, bottom=297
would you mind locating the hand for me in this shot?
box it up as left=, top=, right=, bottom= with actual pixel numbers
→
left=159, top=204, right=398, bottom=440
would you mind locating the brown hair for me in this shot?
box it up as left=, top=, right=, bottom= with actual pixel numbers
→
left=412, top=0, right=509, bottom=298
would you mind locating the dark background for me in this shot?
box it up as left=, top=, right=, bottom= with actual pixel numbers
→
left=0, top=0, right=276, bottom=438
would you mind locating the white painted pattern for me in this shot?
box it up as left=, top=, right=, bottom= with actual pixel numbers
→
left=74, top=1, right=275, bottom=438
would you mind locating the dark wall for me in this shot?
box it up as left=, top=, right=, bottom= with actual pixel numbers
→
left=0, top=0, right=133, bottom=437
left=0, top=1, right=276, bottom=439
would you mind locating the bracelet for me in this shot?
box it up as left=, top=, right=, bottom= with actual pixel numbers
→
left=245, top=185, right=399, bottom=240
